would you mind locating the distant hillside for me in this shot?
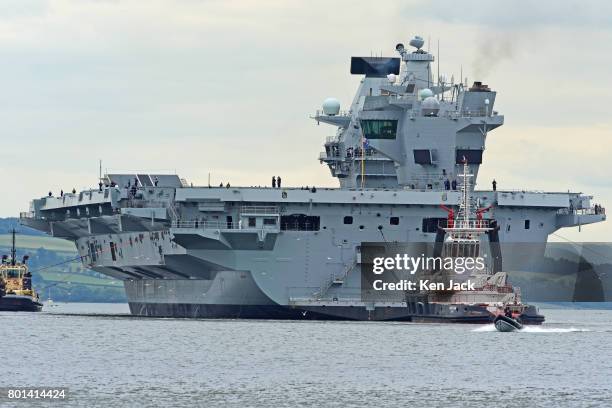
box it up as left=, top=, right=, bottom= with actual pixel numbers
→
left=0, top=234, right=75, bottom=252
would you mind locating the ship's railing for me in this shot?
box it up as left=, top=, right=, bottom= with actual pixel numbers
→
left=320, top=151, right=343, bottom=160
left=407, top=173, right=449, bottom=182
left=439, top=219, right=492, bottom=230
left=557, top=207, right=605, bottom=216
left=314, top=110, right=351, bottom=118
left=123, top=199, right=174, bottom=210
left=240, top=206, right=279, bottom=215
left=321, top=147, right=387, bottom=160
left=279, top=222, right=321, bottom=231
left=19, top=212, right=34, bottom=219
left=444, top=109, right=498, bottom=119
left=171, top=220, right=238, bottom=229
left=497, top=189, right=547, bottom=195
left=171, top=220, right=283, bottom=231
left=350, top=148, right=379, bottom=158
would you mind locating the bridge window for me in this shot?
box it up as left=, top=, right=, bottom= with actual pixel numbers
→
left=360, top=119, right=398, bottom=139
left=280, top=214, right=320, bottom=231
left=344, top=216, right=353, bottom=224
left=390, top=217, right=399, bottom=225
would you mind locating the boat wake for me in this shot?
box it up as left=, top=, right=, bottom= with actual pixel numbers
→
left=472, top=325, right=590, bottom=333
left=521, top=326, right=590, bottom=333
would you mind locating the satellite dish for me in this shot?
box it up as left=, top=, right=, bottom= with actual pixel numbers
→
left=395, top=43, right=405, bottom=53
left=409, top=36, right=424, bottom=50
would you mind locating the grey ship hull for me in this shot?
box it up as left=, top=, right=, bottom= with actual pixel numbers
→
left=123, top=278, right=544, bottom=323
left=123, top=276, right=415, bottom=321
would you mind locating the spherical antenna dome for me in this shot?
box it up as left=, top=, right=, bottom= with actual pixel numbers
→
left=422, top=96, right=440, bottom=109
left=421, top=96, right=440, bottom=116
left=386, top=73, right=396, bottom=83
left=322, top=97, right=340, bottom=116
left=409, top=35, right=425, bottom=50
left=419, top=88, right=433, bottom=100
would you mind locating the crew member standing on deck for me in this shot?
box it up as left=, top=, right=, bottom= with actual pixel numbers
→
left=277, top=176, right=282, bottom=189
left=492, top=179, right=497, bottom=191
left=272, top=176, right=276, bottom=188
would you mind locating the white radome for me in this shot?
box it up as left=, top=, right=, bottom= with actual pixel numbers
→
left=386, top=73, right=396, bottom=84
left=421, top=96, right=440, bottom=116
left=419, top=88, right=433, bottom=100
left=322, top=97, right=341, bottom=116
left=422, top=96, right=440, bottom=109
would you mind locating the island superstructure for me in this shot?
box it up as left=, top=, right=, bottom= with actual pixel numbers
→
left=21, top=36, right=605, bottom=320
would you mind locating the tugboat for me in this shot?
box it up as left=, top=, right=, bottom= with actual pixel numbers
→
left=406, top=160, right=545, bottom=325
left=0, top=229, right=43, bottom=312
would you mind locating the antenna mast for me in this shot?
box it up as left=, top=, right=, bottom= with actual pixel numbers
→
left=11, top=229, right=16, bottom=266
left=437, top=39, right=440, bottom=87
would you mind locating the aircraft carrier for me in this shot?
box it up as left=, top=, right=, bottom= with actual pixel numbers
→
left=21, top=36, right=606, bottom=320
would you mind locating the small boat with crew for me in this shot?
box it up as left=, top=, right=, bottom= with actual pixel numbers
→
left=494, top=312, right=524, bottom=332
left=0, top=229, right=43, bottom=312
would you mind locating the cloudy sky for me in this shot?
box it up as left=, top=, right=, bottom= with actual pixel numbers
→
left=0, top=0, right=610, bottom=241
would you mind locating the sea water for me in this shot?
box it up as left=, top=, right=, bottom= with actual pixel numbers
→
left=2, top=304, right=611, bottom=407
